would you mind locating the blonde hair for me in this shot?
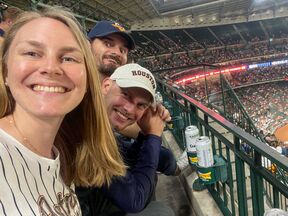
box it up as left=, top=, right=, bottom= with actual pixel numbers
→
left=0, top=6, right=126, bottom=187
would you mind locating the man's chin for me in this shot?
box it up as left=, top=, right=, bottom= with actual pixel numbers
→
left=113, top=122, right=132, bottom=132
left=113, top=124, right=125, bottom=132
left=99, top=64, right=118, bottom=77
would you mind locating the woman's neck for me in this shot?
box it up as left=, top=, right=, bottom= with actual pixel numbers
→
left=4, top=110, right=63, bottom=159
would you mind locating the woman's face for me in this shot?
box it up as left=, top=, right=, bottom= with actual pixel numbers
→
left=5, top=17, right=87, bottom=118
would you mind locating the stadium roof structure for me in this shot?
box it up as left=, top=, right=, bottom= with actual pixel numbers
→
left=6, top=0, right=288, bottom=30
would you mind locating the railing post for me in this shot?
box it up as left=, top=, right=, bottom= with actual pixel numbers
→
left=204, top=114, right=209, bottom=136
left=251, top=151, right=264, bottom=216
left=273, top=187, right=280, bottom=208
left=235, top=136, right=248, bottom=216
left=226, top=145, right=236, bottom=215
left=189, top=103, right=198, bottom=126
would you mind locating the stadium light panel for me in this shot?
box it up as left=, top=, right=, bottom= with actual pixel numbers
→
left=176, top=65, right=247, bottom=84
left=254, top=0, right=267, bottom=3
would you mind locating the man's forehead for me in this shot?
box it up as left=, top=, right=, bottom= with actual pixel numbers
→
left=120, top=86, right=153, bottom=103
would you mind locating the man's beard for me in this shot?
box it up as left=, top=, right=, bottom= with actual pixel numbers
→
left=98, top=54, right=122, bottom=77
left=98, top=64, right=117, bottom=77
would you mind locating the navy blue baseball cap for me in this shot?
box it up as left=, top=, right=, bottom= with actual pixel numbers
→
left=88, top=20, right=135, bottom=50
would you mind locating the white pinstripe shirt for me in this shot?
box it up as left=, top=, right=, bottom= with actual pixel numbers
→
left=0, top=129, right=81, bottom=216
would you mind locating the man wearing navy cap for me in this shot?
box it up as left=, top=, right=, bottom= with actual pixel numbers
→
left=87, top=20, right=135, bottom=79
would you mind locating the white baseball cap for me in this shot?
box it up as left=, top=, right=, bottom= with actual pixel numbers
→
left=110, top=63, right=156, bottom=102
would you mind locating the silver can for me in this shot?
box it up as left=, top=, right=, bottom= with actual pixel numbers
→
left=185, top=125, right=199, bottom=153
left=264, top=209, right=288, bottom=216
left=196, top=136, right=214, bottom=167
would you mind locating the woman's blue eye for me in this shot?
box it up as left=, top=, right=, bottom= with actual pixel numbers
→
left=62, top=56, right=77, bottom=62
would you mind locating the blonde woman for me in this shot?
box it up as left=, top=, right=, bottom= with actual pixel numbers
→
left=0, top=6, right=125, bottom=215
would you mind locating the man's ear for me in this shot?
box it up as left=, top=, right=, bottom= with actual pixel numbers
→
left=6, top=19, right=13, bottom=26
left=102, top=78, right=113, bottom=95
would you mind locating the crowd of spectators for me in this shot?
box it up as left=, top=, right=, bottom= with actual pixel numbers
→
left=158, top=65, right=287, bottom=147
left=129, top=41, right=165, bottom=58
left=235, top=82, right=288, bottom=143
left=136, top=22, right=288, bottom=149
left=137, top=40, right=288, bottom=71
left=131, top=20, right=288, bottom=60
left=228, top=64, right=288, bottom=87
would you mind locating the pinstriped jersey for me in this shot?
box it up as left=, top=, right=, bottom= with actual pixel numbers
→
left=0, top=129, right=82, bottom=216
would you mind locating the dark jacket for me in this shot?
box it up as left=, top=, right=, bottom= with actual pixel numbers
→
left=76, top=133, right=176, bottom=216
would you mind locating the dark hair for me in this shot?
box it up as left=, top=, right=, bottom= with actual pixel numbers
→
left=1, top=6, right=22, bottom=22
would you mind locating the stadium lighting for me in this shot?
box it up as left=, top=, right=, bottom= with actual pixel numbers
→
left=254, top=0, right=267, bottom=3
left=174, top=16, right=180, bottom=24
left=186, top=15, right=192, bottom=23
left=176, top=65, right=247, bottom=84
left=176, top=59, right=288, bottom=84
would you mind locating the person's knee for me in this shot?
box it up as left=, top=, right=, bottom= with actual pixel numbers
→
left=158, top=147, right=177, bottom=175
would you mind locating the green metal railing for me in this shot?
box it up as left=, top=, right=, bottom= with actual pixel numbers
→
left=157, top=77, right=288, bottom=216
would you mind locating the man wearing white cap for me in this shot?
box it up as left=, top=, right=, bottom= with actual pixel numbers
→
left=77, top=63, right=175, bottom=216
left=103, top=63, right=174, bottom=216
left=104, top=63, right=157, bottom=132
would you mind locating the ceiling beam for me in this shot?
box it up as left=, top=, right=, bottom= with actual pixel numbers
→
left=89, top=0, right=128, bottom=23
left=112, top=0, right=145, bottom=21
left=160, top=0, right=227, bottom=16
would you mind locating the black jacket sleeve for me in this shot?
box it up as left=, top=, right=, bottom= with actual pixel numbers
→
left=104, top=133, right=162, bottom=213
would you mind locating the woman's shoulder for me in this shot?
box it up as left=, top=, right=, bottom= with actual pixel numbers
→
left=0, top=117, right=10, bottom=132
left=0, top=117, right=26, bottom=153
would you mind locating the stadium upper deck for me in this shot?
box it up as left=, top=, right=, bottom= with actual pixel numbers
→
left=130, top=16, right=288, bottom=65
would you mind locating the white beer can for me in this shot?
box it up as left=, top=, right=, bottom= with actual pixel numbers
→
left=185, top=125, right=199, bottom=153
left=196, top=136, right=214, bottom=167
left=264, top=208, right=288, bottom=216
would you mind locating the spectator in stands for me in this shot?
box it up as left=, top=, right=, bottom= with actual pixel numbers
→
left=0, top=6, right=125, bottom=215
left=88, top=20, right=134, bottom=80
left=136, top=38, right=288, bottom=71
left=0, top=5, right=22, bottom=42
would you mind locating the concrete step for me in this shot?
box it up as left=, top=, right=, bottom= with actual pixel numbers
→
left=161, top=130, right=223, bottom=216
left=156, top=173, right=195, bottom=216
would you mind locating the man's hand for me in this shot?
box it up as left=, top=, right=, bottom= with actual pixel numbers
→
left=137, top=104, right=170, bottom=136
left=157, top=104, right=172, bottom=122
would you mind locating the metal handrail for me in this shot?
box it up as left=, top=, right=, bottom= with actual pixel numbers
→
left=157, top=77, right=288, bottom=215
